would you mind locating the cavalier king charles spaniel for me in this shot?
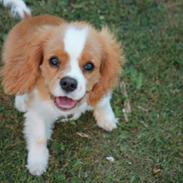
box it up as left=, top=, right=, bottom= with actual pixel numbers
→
left=1, top=0, right=123, bottom=176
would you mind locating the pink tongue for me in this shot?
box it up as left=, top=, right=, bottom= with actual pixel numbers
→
left=55, top=97, right=77, bottom=109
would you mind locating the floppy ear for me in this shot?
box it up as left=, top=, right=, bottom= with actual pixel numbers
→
left=1, top=25, right=50, bottom=95
left=88, top=28, right=123, bottom=106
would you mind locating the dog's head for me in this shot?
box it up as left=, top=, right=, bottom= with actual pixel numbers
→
left=1, top=16, right=122, bottom=110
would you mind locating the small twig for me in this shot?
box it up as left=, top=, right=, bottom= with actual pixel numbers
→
left=120, top=81, right=131, bottom=122
left=76, top=132, right=91, bottom=139
left=137, top=105, right=149, bottom=112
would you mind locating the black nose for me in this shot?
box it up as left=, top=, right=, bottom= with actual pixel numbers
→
left=60, top=77, right=77, bottom=92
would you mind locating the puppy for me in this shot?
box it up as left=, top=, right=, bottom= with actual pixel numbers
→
left=1, top=10, right=122, bottom=176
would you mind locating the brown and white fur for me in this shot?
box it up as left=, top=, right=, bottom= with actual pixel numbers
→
left=1, top=1, right=122, bottom=176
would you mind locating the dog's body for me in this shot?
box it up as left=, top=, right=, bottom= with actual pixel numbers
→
left=1, top=1, right=122, bottom=176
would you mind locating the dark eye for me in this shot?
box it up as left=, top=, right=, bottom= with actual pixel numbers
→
left=83, top=62, right=94, bottom=72
left=49, top=56, right=60, bottom=67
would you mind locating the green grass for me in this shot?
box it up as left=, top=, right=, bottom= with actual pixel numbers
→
left=0, top=0, right=183, bottom=182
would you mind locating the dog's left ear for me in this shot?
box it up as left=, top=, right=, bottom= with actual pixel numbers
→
left=1, top=24, right=52, bottom=95
left=88, top=28, right=123, bottom=106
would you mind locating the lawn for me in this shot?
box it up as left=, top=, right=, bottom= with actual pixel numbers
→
left=0, top=0, right=183, bottom=182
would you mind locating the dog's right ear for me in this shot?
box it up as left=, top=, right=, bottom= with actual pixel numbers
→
left=1, top=23, right=52, bottom=95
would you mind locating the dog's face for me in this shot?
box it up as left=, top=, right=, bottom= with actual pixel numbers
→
left=2, top=16, right=122, bottom=109
left=40, top=25, right=102, bottom=110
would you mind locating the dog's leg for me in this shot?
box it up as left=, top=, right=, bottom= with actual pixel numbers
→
left=24, top=111, right=53, bottom=176
left=15, top=95, right=28, bottom=112
left=93, top=94, right=118, bottom=132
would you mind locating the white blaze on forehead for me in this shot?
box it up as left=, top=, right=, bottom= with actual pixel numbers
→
left=58, top=26, right=88, bottom=100
left=64, top=26, right=88, bottom=59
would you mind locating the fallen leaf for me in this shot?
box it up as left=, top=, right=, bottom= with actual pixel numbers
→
left=106, top=156, right=115, bottom=162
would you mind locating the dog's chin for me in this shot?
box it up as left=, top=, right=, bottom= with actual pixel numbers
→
left=53, top=96, right=84, bottom=111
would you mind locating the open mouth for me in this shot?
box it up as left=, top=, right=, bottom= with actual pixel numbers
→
left=54, top=96, right=79, bottom=111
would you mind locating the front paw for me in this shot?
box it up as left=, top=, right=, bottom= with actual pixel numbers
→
left=97, top=118, right=118, bottom=132
left=27, top=148, right=49, bottom=176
